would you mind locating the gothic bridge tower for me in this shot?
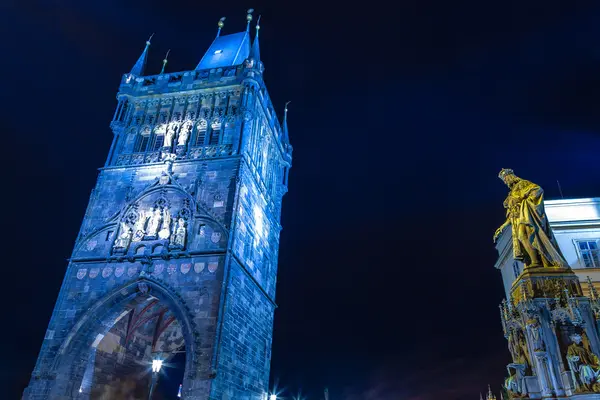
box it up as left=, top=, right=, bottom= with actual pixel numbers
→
left=23, top=11, right=292, bottom=400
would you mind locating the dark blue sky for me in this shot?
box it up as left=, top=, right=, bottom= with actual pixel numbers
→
left=2, top=1, right=600, bottom=399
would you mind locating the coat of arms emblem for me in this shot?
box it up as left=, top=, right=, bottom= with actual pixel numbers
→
left=194, top=262, right=205, bottom=273
left=89, top=268, right=100, bottom=279
left=115, top=266, right=125, bottom=278
left=208, top=262, right=218, bottom=273
left=102, top=267, right=113, bottom=278
left=211, top=232, right=222, bottom=243
left=167, top=264, right=177, bottom=275
left=180, top=263, right=191, bottom=274
left=76, top=269, right=87, bottom=280
left=127, top=265, right=138, bottom=277
left=153, top=263, right=165, bottom=276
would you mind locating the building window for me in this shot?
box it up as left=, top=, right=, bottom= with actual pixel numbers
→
left=578, top=240, right=600, bottom=268
left=208, top=126, right=221, bottom=145
left=150, top=134, right=164, bottom=151
left=512, top=261, right=520, bottom=279
left=194, top=127, right=207, bottom=147
left=134, top=132, right=150, bottom=153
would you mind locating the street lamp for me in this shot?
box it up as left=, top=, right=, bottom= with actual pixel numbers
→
left=148, top=359, right=163, bottom=399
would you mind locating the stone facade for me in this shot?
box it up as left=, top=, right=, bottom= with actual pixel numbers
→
left=23, top=17, right=291, bottom=400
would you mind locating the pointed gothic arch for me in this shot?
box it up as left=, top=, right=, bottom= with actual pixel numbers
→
left=48, top=278, right=200, bottom=398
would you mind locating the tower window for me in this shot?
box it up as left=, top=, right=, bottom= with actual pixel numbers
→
left=209, top=126, right=221, bottom=145
left=577, top=240, right=600, bottom=268
left=134, top=132, right=150, bottom=153
left=150, top=134, right=164, bottom=151
left=194, top=128, right=207, bottom=147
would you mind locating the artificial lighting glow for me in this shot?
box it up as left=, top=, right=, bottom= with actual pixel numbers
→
left=214, top=49, right=223, bottom=54
left=270, top=395, right=277, bottom=400
left=152, top=359, right=163, bottom=372
left=79, top=388, right=83, bottom=393
left=253, top=204, right=264, bottom=239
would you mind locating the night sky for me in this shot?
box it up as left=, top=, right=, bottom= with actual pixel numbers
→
left=3, top=1, right=600, bottom=399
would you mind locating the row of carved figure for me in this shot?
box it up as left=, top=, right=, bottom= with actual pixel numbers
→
left=505, top=327, right=600, bottom=397
left=156, top=120, right=194, bottom=148
left=113, top=206, right=187, bottom=252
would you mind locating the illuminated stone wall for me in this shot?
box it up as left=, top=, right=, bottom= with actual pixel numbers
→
left=24, top=27, right=291, bottom=400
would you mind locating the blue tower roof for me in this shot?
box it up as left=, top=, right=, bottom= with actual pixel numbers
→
left=130, top=38, right=151, bottom=76
left=195, top=31, right=251, bottom=70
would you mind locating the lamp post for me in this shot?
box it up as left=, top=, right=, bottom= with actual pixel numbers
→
left=148, top=359, right=163, bottom=400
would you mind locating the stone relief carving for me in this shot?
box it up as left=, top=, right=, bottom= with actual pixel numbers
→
left=178, top=120, right=193, bottom=146
left=112, top=190, right=193, bottom=255
left=164, top=122, right=179, bottom=148
left=171, top=218, right=187, bottom=248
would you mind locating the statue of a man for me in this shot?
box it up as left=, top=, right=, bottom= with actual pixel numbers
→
left=567, top=333, right=600, bottom=393
left=171, top=217, right=187, bottom=248
left=178, top=120, right=193, bottom=146
left=146, top=208, right=162, bottom=238
left=113, top=221, right=132, bottom=250
left=493, top=169, right=568, bottom=269
left=164, top=122, right=177, bottom=148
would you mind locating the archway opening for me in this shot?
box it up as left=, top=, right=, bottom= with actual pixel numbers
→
left=82, top=291, right=187, bottom=399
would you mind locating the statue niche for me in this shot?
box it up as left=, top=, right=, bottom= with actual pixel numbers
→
left=112, top=191, right=191, bottom=254
left=567, top=332, right=600, bottom=393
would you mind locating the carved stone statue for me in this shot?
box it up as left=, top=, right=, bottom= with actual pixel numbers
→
left=158, top=208, right=171, bottom=240
left=146, top=208, right=162, bottom=238
left=113, top=222, right=132, bottom=250
left=132, top=210, right=147, bottom=242
left=493, top=169, right=569, bottom=269
left=505, top=363, right=527, bottom=398
left=171, top=218, right=187, bottom=248
left=178, top=120, right=193, bottom=146
left=508, top=329, right=530, bottom=369
left=164, top=122, right=177, bottom=148
left=567, top=333, right=600, bottom=393
left=526, top=318, right=545, bottom=352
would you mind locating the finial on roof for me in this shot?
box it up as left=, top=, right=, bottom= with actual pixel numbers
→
left=246, top=9, right=254, bottom=32
left=160, top=49, right=171, bottom=75
left=250, top=15, right=261, bottom=62
left=282, top=101, right=291, bottom=143
left=217, top=17, right=226, bottom=37
left=130, top=34, right=154, bottom=76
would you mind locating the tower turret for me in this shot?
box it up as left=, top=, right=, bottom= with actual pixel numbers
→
left=130, top=34, right=152, bottom=76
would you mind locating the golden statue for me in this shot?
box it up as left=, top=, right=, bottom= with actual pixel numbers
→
left=567, top=333, right=600, bottom=393
left=493, top=169, right=568, bottom=269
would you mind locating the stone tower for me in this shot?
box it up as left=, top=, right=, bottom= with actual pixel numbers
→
left=23, top=11, right=292, bottom=400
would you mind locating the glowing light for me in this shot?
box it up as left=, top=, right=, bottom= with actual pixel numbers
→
left=214, top=49, right=223, bottom=54
left=152, top=359, right=163, bottom=373
left=253, top=204, right=264, bottom=239
left=79, top=388, right=83, bottom=393
left=270, top=395, right=277, bottom=400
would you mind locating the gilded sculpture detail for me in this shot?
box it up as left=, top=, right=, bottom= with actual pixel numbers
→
left=567, top=333, right=600, bottom=393
left=493, top=169, right=569, bottom=269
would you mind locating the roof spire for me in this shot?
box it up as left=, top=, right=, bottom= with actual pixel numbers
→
left=130, top=33, right=153, bottom=76
left=250, top=15, right=261, bottom=62
left=282, top=101, right=291, bottom=143
left=216, top=17, right=226, bottom=37
left=160, top=49, right=170, bottom=75
left=246, top=9, right=254, bottom=32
